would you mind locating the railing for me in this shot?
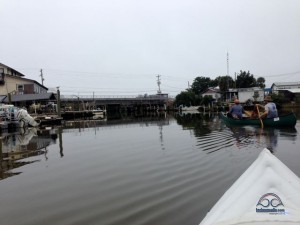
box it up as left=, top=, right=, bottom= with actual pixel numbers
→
left=61, top=95, right=170, bottom=100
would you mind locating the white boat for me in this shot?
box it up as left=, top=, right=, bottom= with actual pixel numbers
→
left=92, top=108, right=106, bottom=119
left=0, top=104, right=39, bottom=128
left=200, top=148, right=300, bottom=225
left=180, top=105, right=200, bottom=111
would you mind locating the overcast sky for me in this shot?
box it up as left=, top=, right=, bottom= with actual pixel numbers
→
left=1, top=0, right=300, bottom=96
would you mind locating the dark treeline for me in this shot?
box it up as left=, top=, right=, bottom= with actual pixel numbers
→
left=174, top=70, right=266, bottom=107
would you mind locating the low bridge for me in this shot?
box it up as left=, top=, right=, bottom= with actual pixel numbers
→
left=60, top=94, right=170, bottom=112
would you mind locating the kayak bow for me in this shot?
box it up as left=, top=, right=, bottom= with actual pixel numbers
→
left=200, top=148, right=300, bottom=225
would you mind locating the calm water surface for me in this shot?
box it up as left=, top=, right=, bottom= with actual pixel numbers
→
left=0, top=113, right=299, bottom=225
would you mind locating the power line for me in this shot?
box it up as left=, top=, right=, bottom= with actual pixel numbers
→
left=263, top=70, right=300, bottom=77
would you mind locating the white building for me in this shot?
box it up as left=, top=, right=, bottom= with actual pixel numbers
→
left=226, top=87, right=264, bottom=103
left=271, top=82, right=300, bottom=94
left=271, top=82, right=300, bottom=103
left=201, top=87, right=222, bottom=101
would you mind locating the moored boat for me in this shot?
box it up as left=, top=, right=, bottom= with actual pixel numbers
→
left=220, top=112, right=297, bottom=127
left=179, top=105, right=200, bottom=111
left=200, top=148, right=300, bottom=225
left=0, top=104, right=39, bottom=129
left=92, top=108, right=106, bottom=119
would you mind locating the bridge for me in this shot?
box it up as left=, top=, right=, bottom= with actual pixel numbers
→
left=60, top=94, right=171, bottom=112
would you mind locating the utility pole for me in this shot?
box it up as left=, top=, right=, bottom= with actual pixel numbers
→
left=57, top=87, right=61, bottom=117
left=156, top=74, right=161, bottom=94
left=40, top=69, right=44, bottom=85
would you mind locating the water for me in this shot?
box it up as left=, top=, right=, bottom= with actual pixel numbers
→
left=0, top=113, right=299, bottom=225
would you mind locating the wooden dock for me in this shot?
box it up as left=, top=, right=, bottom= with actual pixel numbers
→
left=61, top=111, right=94, bottom=120
left=34, top=115, right=63, bottom=126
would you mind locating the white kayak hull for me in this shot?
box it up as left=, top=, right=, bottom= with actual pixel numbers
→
left=200, top=148, right=300, bottom=225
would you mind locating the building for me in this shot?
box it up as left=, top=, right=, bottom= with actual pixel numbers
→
left=271, top=82, right=300, bottom=103
left=0, top=62, right=47, bottom=95
left=201, top=87, right=222, bottom=102
left=271, top=82, right=300, bottom=93
left=226, top=87, right=264, bottom=103
left=0, top=63, right=57, bottom=109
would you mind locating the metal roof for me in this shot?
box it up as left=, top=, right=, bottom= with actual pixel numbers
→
left=2, top=93, right=56, bottom=103
left=285, top=89, right=300, bottom=93
left=0, top=95, right=7, bottom=102
left=272, top=82, right=300, bottom=87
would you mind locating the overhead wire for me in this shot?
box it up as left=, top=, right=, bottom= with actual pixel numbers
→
left=16, top=67, right=300, bottom=95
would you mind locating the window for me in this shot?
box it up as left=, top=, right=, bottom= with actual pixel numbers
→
left=0, top=68, right=4, bottom=84
left=17, top=84, right=24, bottom=94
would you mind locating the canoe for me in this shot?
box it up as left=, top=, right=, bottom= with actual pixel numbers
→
left=220, top=112, right=297, bottom=127
left=199, top=148, right=300, bottom=225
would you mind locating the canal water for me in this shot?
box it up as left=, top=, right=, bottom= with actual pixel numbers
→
left=0, top=113, right=299, bottom=225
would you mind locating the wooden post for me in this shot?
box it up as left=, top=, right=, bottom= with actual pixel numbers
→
left=8, top=93, right=11, bottom=104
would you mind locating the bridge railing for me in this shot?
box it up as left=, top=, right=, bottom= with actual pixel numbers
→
left=61, top=95, right=169, bottom=100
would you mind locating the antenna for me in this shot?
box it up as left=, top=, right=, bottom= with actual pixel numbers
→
left=156, top=74, right=162, bottom=94
left=40, top=69, right=45, bottom=85
left=227, top=52, right=229, bottom=90
left=227, top=52, right=229, bottom=76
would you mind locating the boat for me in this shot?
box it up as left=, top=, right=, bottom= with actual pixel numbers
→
left=220, top=112, right=297, bottom=127
left=200, top=148, right=300, bottom=225
left=92, top=108, right=106, bottom=119
left=179, top=105, right=200, bottom=112
left=0, top=104, right=39, bottom=129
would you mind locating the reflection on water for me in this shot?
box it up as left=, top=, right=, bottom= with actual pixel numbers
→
left=0, top=128, right=59, bottom=180
left=0, top=113, right=298, bottom=225
left=175, top=112, right=298, bottom=154
left=0, top=112, right=297, bottom=179
left=223, top=125, right=297, bottom=153
left=2, top=114, right=296, bottom=180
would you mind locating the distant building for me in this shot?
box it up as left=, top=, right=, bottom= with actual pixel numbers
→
left=0, top=62, right=47, bottom=95
left=201, top=87, right=222, bottom=102
left=226, top=87, right=264, bottom=103
left=271, top=82, right=300, bottom=103
left=271, top=82, right=300, bottom=94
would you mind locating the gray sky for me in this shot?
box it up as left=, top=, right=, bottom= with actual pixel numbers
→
left=1, top=0, right=300, bottom=96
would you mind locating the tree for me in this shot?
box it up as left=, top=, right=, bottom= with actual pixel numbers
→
left=215, top=76, right=234, bottom=93
left=190, top=76, right=213, bottom=95
left=270, top=93, right=286, bottom=104
left=201, top=95, right=213, bottom=106
left=174, top=91, right=196, bottom=106
left=256, top=77, right=266, bottom=88
left=236, top=71, right=257, bottom=88
left=209, top=78, right=219, bottom=88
